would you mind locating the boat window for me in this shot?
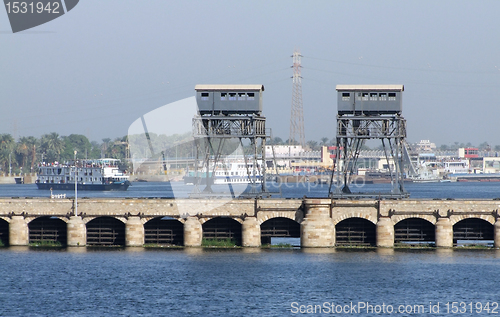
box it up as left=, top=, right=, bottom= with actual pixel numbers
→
left=201, top=92, right=209, bottom=101
left=342, top=92, right=350, bottom=101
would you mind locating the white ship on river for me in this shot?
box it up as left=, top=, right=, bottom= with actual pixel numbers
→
left=36, top=158, right=130, bottom=191
left=184, top=160, right=263, bottom=185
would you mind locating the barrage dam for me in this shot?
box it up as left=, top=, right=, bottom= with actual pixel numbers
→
left=1, top=197, right=500, bottom=248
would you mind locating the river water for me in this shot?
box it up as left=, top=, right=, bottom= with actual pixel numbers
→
left=2, top=180, right=500, bottom=199
left=1, top=182, right=500, bottom=316
left=0, top=248, right=499, bottom=316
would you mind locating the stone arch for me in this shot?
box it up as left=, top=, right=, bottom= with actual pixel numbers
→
left=199, top=217, right=244, bottom=225
left=0, top=218, right=9, bottom=246
left=202, top=217, right=242, bottom=246
left=144, top=217, right=184, bottom=246
left=260, top=217, right=300, bottom=245
left=332, top=213, right=377, bottom=226
left=336, top=217, right=376, bottom=246
left=257, top=212, right=302, bottom=225
left=392, top=214, right=437, bottom=225
left=450, top=215, right=495, bottom=226
left=142, top=216, right=186, bottom=225
left=394, top=217, right=435, bottom=244
left=28, top=216, right=67, bottom=246
left=82, top=216, right=127, bottom=225
left=25, top=216, right=69, bottom=224
left=86, top=216, right=126, bottom=246
left=453, top=217, right=494, bottom=244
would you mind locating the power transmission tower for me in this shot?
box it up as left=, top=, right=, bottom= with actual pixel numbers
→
left=289, top=49, right=305, bottom=147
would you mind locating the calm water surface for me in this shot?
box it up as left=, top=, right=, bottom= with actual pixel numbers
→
left=2, top=181, right=500, bottom=199
left=0, top=248, right=499, bottom=316
left=1, top=183, right=500, bottom=316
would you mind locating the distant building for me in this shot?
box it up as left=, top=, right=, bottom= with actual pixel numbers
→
left=459, top=148, right=479, bottom=159
left=264, top=145, right=303, bottom=158
left=415, top=140, right=436, bottom=152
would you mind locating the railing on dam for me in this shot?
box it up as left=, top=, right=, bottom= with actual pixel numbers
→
left=0, top=198, right=499, bottom=248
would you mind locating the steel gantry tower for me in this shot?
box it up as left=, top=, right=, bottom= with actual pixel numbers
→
left=191, top=84, right=268, bottom=196
left=289, top=49, right=305, bottom=147
left=329, top=85, right=409, bottom=198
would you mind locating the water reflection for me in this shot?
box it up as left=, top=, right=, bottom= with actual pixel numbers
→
left=66, top=246, right=87, bottom=254
left=376, top=247, right=395, bottom=256
left=301, top=248, right=336, bottom=254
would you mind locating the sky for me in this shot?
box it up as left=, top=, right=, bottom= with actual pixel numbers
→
left=1, top=0, right=500, bottom=147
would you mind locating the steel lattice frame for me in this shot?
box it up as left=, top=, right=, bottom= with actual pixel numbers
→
left=330, top=114, right=408, bottom=198
left=289, top=49, right=305, bottom=147
left=192, top=114, right=267, bottom=194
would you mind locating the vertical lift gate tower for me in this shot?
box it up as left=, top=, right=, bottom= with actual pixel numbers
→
left=330, top=85, right=408, bottom=198
left=192, top=85, right=267, bottom=194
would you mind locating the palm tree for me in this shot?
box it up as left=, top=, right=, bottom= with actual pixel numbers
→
left=24, top=136, right=39, bottom=173
left=306, top=140, right=318, bottom=151
left=320, top=137, right=330, bottom=147
left=15, top=137, right=30, bottom=171
left=0, top=134, right=15, bottom=174
left=41, top=132, right=64, bottom=162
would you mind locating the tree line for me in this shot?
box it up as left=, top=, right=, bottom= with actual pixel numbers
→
left=0, top=133, right=128, bottom=174
left=1, top=131, right=497, bottom=174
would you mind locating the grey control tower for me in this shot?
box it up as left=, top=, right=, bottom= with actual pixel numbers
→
left=330, top=85, right=408, bottom=198
left=192, top=84, right=267, bottom=195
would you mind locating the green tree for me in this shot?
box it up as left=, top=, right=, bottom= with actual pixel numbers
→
left=60, top=134, right=92, bottom=160
left=320, top=137, right=330, bottom=146
left=41, top=132, right=64, bottom=162
left=306, top=140, right=318, bottom=151
left=25, top=136, right=39, bottom=173
left=15, top=137, right=31, bottom=172
left=0, top=134, right=15, bottom=174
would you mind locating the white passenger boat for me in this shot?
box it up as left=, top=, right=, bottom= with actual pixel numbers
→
left=36, top=158, right=130, bottom=191
left=184, top=160, right=263, bottom=185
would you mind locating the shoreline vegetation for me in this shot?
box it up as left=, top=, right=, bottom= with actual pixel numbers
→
left=1, top=132, right=498, bottom=176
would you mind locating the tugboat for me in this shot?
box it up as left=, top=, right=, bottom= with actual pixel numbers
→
left=36, top=158, right=130, bottom=191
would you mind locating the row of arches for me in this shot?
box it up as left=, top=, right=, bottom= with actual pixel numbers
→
left=0, top=216, right=494, bottom=247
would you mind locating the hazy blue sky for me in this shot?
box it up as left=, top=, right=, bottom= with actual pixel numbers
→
left=2, top=0, right=500, bottom=146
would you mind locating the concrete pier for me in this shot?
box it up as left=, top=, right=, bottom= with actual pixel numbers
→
left=376, top=217, right=394, bottom=247
left=435, top=217, right=453, bottom=248
left=300, top=199, right=335, bottom=247
left=67, top=216, right=86, bottom=247
left=125, top=216, right=144, bottom=247
left=242, top=217, right=260, bottom=247
left=494, top=220, right=500, bottom=249
left=9, top=216, right=28, bottom=246
left=184, top=217, right=202, bottom=247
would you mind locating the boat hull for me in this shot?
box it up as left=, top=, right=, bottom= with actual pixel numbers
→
left=36, top=181, right=130, bottom=191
